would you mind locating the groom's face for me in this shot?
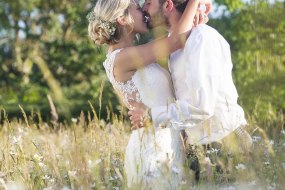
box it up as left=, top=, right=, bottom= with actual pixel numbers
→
left=143, top=0, right=169, bottom=29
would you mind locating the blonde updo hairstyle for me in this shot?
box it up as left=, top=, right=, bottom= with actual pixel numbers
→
left=88, top=0, right=135, bottom=45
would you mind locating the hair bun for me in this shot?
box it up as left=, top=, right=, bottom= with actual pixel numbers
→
left=88, top=16, right=119, bottom=45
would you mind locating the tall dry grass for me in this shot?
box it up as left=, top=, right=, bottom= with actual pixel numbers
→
left=0, top=105, right=284, bottom=189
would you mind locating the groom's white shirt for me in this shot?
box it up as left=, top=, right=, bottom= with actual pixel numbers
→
left=151, top=24, right=247, bottom=144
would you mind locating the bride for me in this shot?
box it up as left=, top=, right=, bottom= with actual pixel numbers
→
left=87, top=0, right=211, bottom=188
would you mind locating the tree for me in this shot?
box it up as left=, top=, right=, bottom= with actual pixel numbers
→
left=0, top=0, right=118, bottom=120
left=209, top=0, right=285, bottom=120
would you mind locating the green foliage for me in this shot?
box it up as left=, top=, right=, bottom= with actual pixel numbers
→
left=214, top=0, right=244, bottom=12
left=209, top=0, right=285, bottom=122
left=0, top=0, right=284, bottom=121
left=0, top=0, right=118, bottom=120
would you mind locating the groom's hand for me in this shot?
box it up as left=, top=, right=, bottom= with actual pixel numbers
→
left=128, top=101, right=149, bottom=130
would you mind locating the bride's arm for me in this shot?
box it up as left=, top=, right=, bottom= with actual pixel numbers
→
left=116, top=0, right=211, bottom=71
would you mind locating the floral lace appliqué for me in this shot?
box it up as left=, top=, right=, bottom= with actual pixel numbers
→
left=103, top=49, right=142, bottom=107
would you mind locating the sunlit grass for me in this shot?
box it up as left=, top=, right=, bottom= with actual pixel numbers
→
left=0, top=105, right=284, bottom=190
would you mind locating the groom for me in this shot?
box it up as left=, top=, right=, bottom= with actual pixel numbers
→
left=130, top=0, right=252, bottom=180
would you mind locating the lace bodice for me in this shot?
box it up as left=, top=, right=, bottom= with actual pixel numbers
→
left=103, top=49, right=142, bottom=107
left=103, top=49, right=174, bottom=109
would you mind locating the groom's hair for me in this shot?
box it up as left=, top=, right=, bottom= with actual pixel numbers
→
left=159, top=0, right=189, bottom=14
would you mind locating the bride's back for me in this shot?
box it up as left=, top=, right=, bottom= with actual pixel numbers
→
left=103, top=49, right=175, bottom=109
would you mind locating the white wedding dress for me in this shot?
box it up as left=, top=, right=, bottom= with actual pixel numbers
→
left=103, top=49, right=185, bottom=189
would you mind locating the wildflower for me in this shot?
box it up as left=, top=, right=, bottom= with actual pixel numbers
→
left=33, top=154, right=43, bottom=162
left=264, top=161, right=270, bottom=165
left=248, top=180, right=256, bottom=186
left=12, top=136, right=22, bottom=145
left=71, top=118, right=77, bottom=123
left=9, top=150, right=17, bottom=156
left=5, top=181, right=26, bottom=190
left=49, top=178, right=55, bottom=184
left=90, top=183, right=96, bottom=188
left=269, top=140, right=274, bottom=146
left=88, top=160, right=95, bottom=169
left=0, top=178, right=6, bottom=190
left=282, top=163, right=285, bottom=169
left=68, top=171, right=77, bottom=178
left=38, top=162, right=47, bottom=171
left=42, top=175, right=51, bottom=180
left=95, top=159, right=102, bottom=165
left=268, top=182, right=276, bottom=190
left=252, top=136, right=261, bottom=142
left=61, top=186, right=71, bottom=190
left=210, top=148, right=219, bottom=154
left=235, top=163, right=246, bottom=170
left=219, top=185, right=236, bottom=190
left=171, top=166, right=180, bottom=174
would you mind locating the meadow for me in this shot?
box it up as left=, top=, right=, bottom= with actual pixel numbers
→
left=1, top=0, right=285, bottom=189
left=0, top=104, right=284, bottom=190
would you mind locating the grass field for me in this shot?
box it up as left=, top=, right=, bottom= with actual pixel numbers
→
left=0, top=107, right=284, bottom=190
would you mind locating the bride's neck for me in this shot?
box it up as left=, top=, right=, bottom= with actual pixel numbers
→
left=109, top=32, right=135, bottom=52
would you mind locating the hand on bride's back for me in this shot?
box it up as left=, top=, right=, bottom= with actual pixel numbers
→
left=128, top=101, right=148, bottom=130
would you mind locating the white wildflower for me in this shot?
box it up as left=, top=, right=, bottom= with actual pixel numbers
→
left=5, top=181, right=26, bottom=190
left=33, top=153, right=43, bottom=162
left=61, top=186, right=71, bottom=190
left=282, top=163, right=285, bottom=169
left=95, top=159, right=102, bottom=165
left=268, top=182, right=276, bottom=190
left=219, top=185, right=236, bottom=190
left=171, top=166, right=180, bottom=174
left=12, top=136, right=22, bottom=145
left=88, top=160, right=95, bottom=169
left=235, top=163, right=246, bottom=170
left=43, top=187, right=53, bottom=190
left=90, top=183, right=96, bottom=188
left=210, top=148, right=219, bottom=154
left=180, top=179, right=187, bottom=185
left=38, top=162, right=47, bottom=170
left=269, top=140, right=274, bottom=145
left=247, top=180, right=256, bottom=186
left=50, top=178, right=55, bottom=183
left=264, top=161, right=270, bottom=165
left=71, top=118, right=77, bottom=123
left=9, top=150, right=17, bottom=156
left=0, top=178, right=6, bottom=190
left=68, top=171, right=77, bottom=178
left=42, top=175, right=51, bottom=180
left=252, top=136, right=261, bottom=142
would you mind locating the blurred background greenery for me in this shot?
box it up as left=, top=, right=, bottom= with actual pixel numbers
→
left=0, top=0, right=284, bottom=124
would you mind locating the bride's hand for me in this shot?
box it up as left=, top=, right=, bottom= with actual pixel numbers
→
left=198, top=0, right=212, bottom=15
left=193, top=9, right=209, bottom=27
left=192, top=0, right=211, bottom=27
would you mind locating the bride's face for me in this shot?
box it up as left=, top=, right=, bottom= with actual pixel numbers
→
left=129, top=0, right=148, bottom=34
